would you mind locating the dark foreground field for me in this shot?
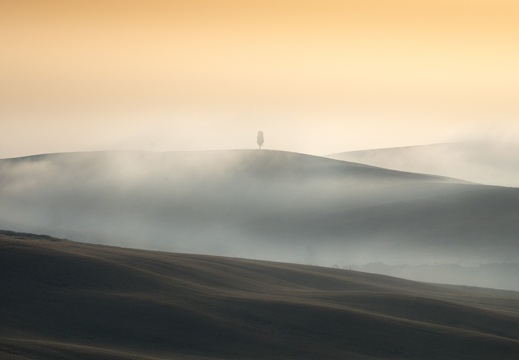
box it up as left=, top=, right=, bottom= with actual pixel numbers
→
left=1, top=231, right=518, bottom=359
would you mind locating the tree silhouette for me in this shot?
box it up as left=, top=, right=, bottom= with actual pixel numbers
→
left=257, top=131, right=264, bottom=149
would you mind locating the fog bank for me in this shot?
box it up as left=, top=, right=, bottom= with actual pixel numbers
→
left=329, top=141, right=519, bottom=188
left=1, top=150, right=518, bottom=290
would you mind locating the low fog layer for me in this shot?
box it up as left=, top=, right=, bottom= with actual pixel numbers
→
left=347, top=263, right=519, bottom=291
left=328, top=141, right=519, bottom=187
left=1, top=150, right=518, bottom=290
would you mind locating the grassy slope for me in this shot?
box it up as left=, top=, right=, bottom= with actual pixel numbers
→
left=1, top=232, right=518, bottom=359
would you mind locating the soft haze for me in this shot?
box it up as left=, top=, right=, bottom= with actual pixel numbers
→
left=2, top=0, right=519, bottom=158
left=329, top=141, right=519, bottom=187
left=2, top=150, right=519, bottom=289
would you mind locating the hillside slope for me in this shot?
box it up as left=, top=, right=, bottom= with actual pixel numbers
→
left=1, top=232, right=518, bottom=360
left=328, top=141, right=519, bottom=187
left=1, top=150, right=518, bottom=289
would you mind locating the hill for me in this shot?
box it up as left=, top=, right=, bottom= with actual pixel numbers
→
left=1, top=150, right=518, bottom=290
left=1, top=231, right=518, bottom=359
left=327, top=141, right=519, bottom=187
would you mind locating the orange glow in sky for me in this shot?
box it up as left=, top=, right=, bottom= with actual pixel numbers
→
left=1, top=0, right=518, bottom=157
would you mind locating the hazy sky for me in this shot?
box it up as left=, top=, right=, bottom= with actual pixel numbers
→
left=2, top=0, right=519, bottom=158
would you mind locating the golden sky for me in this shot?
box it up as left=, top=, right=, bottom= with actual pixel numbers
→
left=1, top=0, right=518, bottom=157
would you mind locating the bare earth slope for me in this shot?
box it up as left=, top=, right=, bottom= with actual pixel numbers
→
left=1, top=150, right=518, bottom=289
left=1, top=231, right=518, bottom=359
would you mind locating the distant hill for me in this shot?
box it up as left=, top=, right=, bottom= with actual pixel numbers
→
left=348, top=262, right=519, bottom=291
left=328, top=141, right=519, bottom=187
left=0, top=149, right=518, bottom=290
left=1, top=232, right=518, bottom=360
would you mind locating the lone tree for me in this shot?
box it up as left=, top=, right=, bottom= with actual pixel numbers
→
left=257, top=131, right=264, bottom=149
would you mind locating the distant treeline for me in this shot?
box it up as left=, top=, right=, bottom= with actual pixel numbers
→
left=0, top=229, right=58, bottom=241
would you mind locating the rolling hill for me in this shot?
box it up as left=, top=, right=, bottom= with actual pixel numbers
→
left=1, top=231, right=518, bottom=359
left=0, top=150, right=518, bottom=290
left=327, top=141, right=519, bottom=187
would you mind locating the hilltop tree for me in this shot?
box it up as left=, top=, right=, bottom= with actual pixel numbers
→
left=257, top=131, right=264, bottom=149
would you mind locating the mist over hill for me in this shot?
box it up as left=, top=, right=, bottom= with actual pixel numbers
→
left=1, top=149, right=518, bottom=290
left=328, top=141, right=519, bottom=187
